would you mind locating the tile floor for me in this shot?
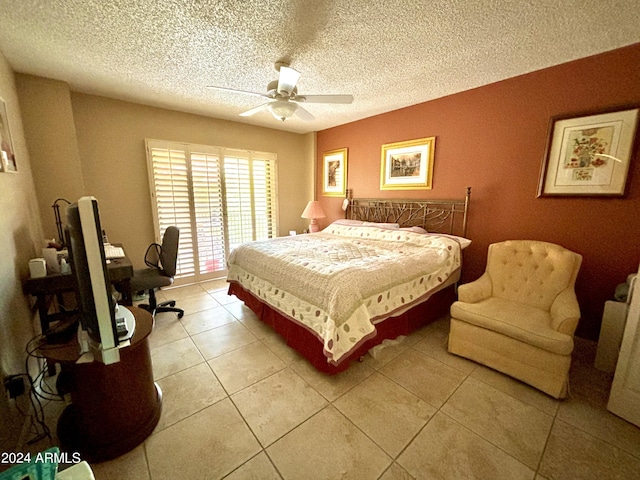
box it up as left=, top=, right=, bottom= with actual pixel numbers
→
left=27, top=280, right=640, bottom=479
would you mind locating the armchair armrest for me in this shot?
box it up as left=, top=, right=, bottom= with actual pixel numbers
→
left=457, top=273, right=492, bottom=303
left=550, top=288, right=581, bottom=335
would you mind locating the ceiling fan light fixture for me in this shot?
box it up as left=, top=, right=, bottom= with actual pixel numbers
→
left=268, top=100, right=297, bottom=121
left=208, top=62, right=351, bottom=123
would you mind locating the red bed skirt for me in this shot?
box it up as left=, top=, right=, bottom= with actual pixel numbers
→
left=227, top=281, right=455, bottom=375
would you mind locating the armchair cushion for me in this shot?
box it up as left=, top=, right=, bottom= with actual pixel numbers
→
left=451, top=297, right=574, bottom=355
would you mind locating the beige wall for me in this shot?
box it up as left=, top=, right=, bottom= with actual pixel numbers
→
left=16, top=76, right=315, bottom=270
left=16, top=75, right=85, bottom=242
left=0, top=55, right=43, bottom=453
left=70, top=93, right=315, bottom=268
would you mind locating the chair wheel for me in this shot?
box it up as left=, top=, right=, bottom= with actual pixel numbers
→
left=169, top=301, right=176, bottom=307
left=178, top=311, right=184, bottom=319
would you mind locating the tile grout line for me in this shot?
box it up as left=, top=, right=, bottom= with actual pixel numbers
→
left=143, top=285, right=638, bottom=479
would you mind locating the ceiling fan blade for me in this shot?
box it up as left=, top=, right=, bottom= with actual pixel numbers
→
left=239, top=103, right=270, bottom=117
left=293, top=94, right=354, bottom=104
left=277, top=66, right=301, bottom=95
left=207, top=85, right=269, bottom=99
left=294, top=104, right=315, bottom=121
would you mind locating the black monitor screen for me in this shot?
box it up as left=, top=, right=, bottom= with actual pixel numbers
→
left=66, top=197, right=119, bottom=352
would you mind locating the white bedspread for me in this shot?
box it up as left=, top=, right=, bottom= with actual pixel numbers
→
left=227, top=224, right=462, bottom=364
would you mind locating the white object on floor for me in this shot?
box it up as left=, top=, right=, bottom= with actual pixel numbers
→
left=595, top=300, right=629, bottom=372
left=56, top=461, right=95, bottom=479
left=368, top=336, right=405, bottom=359
left=608, top=268, right=640, bottom=427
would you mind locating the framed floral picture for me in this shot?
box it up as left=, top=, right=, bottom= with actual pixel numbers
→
left=380, top=137, right=435, bottom=190
left=322, top=148, right=347, bottom=197
left=538, top=105, right=639, bottom=197
left=0, top=99, right=17, bottom=173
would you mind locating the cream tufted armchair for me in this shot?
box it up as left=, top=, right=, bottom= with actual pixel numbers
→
left=448, top=240, right=582, bottom=398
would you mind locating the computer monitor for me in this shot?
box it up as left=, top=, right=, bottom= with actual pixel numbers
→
left=66, top=196, right=121, bottom=365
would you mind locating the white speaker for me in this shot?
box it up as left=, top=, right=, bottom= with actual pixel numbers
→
left=29, top=258, right=47, bottom=278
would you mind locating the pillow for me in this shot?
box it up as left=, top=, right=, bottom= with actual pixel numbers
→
left=433, top=234, right=472, bottom=249
left=362, top=222, right=400, bottom=229
left=330, top=219, right=365, bottom=226
left=327, top=219, right=401, bottom=231
left=400, top=226, right=428, bottom=234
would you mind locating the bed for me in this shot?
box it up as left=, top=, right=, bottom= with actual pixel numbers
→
left=227, top=187, right=471, bottom=374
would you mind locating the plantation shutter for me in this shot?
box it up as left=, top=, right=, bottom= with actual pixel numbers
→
left=223, top=152, right=252, bottom=251
left=190, top=147, right=226, bottom=277
left=224, top=150, right=277, bottom=251
left=146, top=141, right=195, bottom=280
left=251, top=154, right=277, bottom=241
left=146, top=140, right=278, bottom=286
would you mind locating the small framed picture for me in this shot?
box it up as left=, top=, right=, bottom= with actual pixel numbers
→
left=0, top=98, right=17, bottom=173
left=322, top=148, right=348, bottom=197
left=538, top=105, right=639, bottom=197
left=380, top=137, right=435, bottom=190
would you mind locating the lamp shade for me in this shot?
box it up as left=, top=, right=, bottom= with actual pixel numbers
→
left=301, top=201, right=326, bottom=220
left=268, top=100, right=298, bottom=121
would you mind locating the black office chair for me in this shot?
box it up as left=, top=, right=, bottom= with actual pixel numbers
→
left=130, top=226, right=184, bottom=318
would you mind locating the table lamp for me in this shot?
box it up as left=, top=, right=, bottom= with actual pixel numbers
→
left=301, top=201, right=326, bottom=233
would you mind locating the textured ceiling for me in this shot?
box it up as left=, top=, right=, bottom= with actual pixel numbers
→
left=0, top=0, right=639, bottom=134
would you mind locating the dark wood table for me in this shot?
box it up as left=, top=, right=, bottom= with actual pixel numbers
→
left=24, top=251, right=134, bottom=334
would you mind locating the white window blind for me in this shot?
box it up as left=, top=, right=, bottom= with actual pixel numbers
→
left=252, top=156, right=278, bottom=242
left=223, top=151, right=278, bottom=251
left=146, top=143, right=195, bottom=279
left=191, top=149, right=225, bottom=277
left=224, top=153, right=253, bottom=251
left=146, top=140, right=277, bottom=285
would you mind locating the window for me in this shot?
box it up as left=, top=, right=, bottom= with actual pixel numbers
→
left=146, top=140, right=278, bottom=285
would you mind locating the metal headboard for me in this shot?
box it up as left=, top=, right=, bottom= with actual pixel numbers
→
left=347, top=187, right=471, bottom=237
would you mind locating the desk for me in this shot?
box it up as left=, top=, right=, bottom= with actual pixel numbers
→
left=24, top=249, right=134, bottom=335
left=38, top=306, right=162, bottom=463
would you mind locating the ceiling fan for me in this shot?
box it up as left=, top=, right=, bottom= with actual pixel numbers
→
left=207, top=62, right=354, bottom=122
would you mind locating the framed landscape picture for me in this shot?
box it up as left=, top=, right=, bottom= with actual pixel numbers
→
left=538, top=105, right=639, bottom=197
left=322, top=148, right=347, bottom=197
left=380, top=137, right=435, bottom=190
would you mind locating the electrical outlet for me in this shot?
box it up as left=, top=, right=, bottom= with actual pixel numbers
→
left=4, top=375, right=26, bottom=398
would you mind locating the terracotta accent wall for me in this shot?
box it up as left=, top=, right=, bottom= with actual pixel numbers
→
left=316, top=43, right=640, bottom=340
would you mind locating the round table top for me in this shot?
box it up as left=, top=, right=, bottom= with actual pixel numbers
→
left=37, top=306, right=153, bottom=364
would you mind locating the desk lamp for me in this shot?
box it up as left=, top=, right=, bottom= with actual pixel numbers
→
left=52, top=198, right=71, bottom=247
left=301, top=201, right=326, bottom=233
